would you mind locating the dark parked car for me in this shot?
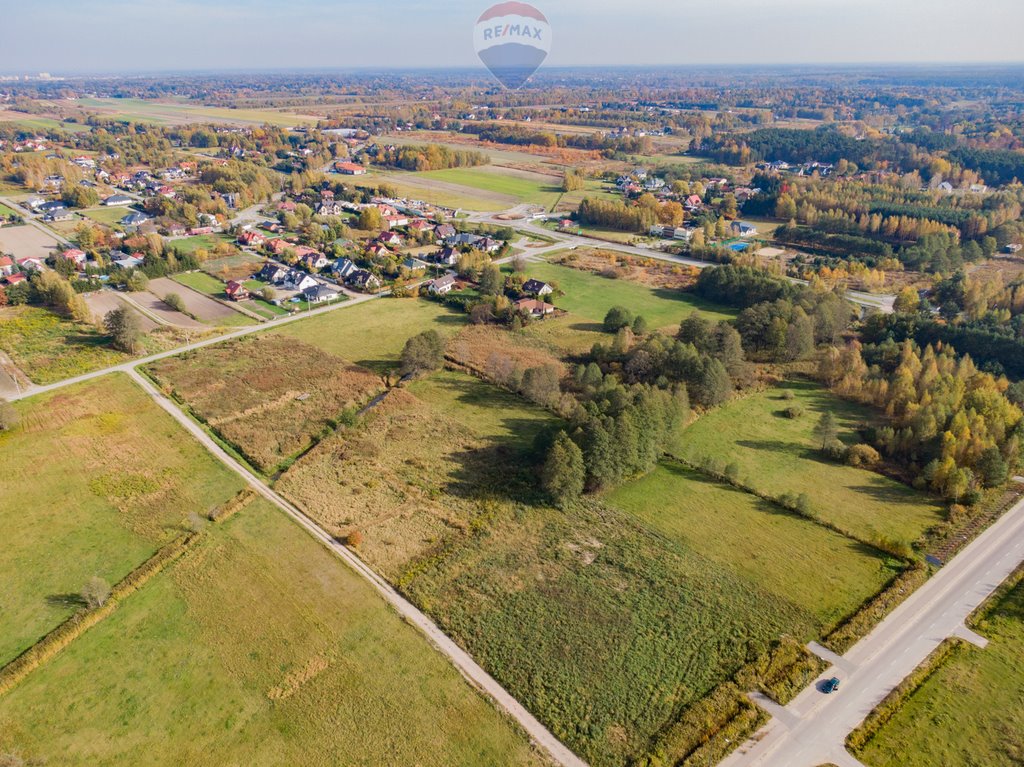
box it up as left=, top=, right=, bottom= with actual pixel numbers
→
left=822, top=676, right=841, bottom=694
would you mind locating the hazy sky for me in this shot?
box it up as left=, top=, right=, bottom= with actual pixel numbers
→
left=2, top=0, right=1022, bottom=74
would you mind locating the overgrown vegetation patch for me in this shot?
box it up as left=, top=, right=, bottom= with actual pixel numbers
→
left=147, top=334, right=382, bottom=474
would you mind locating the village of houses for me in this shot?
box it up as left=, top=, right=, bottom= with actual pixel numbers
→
left=0, top=124, right=813, bottom=337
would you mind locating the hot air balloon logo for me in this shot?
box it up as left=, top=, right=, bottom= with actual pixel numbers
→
left=473, top=2, right=551, bottom=89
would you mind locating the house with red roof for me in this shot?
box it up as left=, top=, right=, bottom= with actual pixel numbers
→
left=238, top=230, right=267, bottom=248
left=61, top=249, right=87, bottom=267
left=224, top=280, right=250, bottom=301
left=334, top=161, right=367, bottom=175
left=0, top=256, right=14, bottom=276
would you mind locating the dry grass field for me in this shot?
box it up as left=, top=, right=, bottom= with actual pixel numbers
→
left=147, top=335, right=383, bottom=474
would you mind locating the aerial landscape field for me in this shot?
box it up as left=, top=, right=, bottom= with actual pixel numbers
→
left=2, top=7, right=1024, bottom=766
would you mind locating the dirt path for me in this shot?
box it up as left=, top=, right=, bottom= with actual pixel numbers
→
left=126, top=367, right=588, bottom=767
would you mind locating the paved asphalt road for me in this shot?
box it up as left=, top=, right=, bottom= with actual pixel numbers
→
left=720, top=497, right=1024, bottom=767
left=127, top=369, right=588, bottom=767
left=471, top=211, right=896, bottom=313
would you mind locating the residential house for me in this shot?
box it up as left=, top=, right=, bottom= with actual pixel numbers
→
left=165, top=224, right=188, bottom=237
left=3, top=272, right=27, bottom=286
left=407, top=219, right=433, bottom=233
left=685, top=194, right=703, bottom=209
left=303, top=284, right=340, bottom=304
left=102, top=194, right=134, bottom=206
left=112, top=252, right=145, bottom=270
left=121, top=211, right=151, bottom=227
left=379, top=231, right=403, bottom=247
left=334, top=161, right=367, bottom=175
left=45, top=209, right=73, bottom=222
left=60, top=248, right=88, bottom=267
left=937, top=181, right=955, bottom=194
left=434, top=223, right=456, bottom=240
left=514, top=298, right=555, bottom=318
left=730, top=221, right=758, bottom=238
left=0, top=256, right=14, bottom=276
left=225, top=280, right=251, bottom=301
left=431, top=246, right=459, bottom=266
left=300, top=252, right=329, bottom=271
left=346, top=269, right=381, bottom=291
left=282, top=270, right=318, bottom=292
left=402, top=257, right=428, bottom=272
left=277, top=201, right=297, bottom=213
left=332, top=258, right=358, bottom=279
left=238, top=230, right=268, bottom=248
left=366, top=243, right=395, bottom=259
left=446, top=232, right=482, bottom=249
left=477, top=236, right=503, bottom=253
left=16, top=256, right=45, bottom=273
left=257, top=263, right=288, bottom=284
left=522, top=279, right=553, bottom=297
left=318, top=201, right=342, bottom=216
left=427, top=274, right=457, bottom=295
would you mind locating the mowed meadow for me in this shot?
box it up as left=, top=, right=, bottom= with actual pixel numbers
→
left=672, top=380, right=945, bottom=547
left=0, top=499, right=545, bottom=767
left=0, top=374, right=246, bottom=666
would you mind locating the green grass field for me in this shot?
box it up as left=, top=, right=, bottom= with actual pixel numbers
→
left=0, top=500, right=542, bottom=767
left=607, top=463, right=894, bottom=628
left=276, top=297, right=466, bottom=373
left=172, top=270, right=229, bottom=299
left=168, top=234, right=234, bottom=255
left=0, top=305, right=128, bottom=385
left=515, top=260, right=735, bottom=329
left=0, top=374, right=245, bottom=667
left=0, top=202, right=21, bottom=218
left=74, top=97, right=320, bottom=128
left=418, top=167, right=564, bottom=208
left=674, top=381, right=944, bottom=547
left=408, top=370, right=557, bottom=452
left=859, top=578, right=1024, bottom=767
left=79, top=206, right=135, bottom=227
left=360, top=170, right=511, bottom=212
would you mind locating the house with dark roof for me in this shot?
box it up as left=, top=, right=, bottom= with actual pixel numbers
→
left=303, top=284, right=341, bottom=304
left=427, top=274, right=457, bottom=295
left=522, top=279, right=553, bottom=297
left=346, top=269, right=381, bottom=291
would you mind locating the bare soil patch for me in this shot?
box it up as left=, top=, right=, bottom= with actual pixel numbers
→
left=146, top=277, right=243, bottom=323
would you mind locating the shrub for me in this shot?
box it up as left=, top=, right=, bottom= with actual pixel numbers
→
left=783, top=405, right=804, bottom=419
left=603, top=305, right=634, bottom=333
left=347, top=529, right=364, bottom=547
left=846, top=443, right=881, bottom=468
left=81, top=576, right=111, bottom=609
left=781, top=390, right=795, bottom=401
left=822, top=437, right=847, bottom=462
left=163, top=292, right=186, bottom=313
left=0, top=398, right=17, bottom=432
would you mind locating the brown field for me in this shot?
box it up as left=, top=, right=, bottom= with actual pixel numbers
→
left=552, top=248, right=702, bottom=290
left=82, top=291, right=159, bottom=331
left=147, top=276, right=248, bottom=324
left=126, top=292, right=204, bottom=328
left=147, top=335, right=383, bottom=474
left=446, top=325, right=567, bottom=376
left=275, top=378, right=554, bottom=579
left=0, top=224, right=64, bottom=261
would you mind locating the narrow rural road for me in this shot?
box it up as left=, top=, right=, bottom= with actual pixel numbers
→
left=5, top=288, right=381, bottom=403
left=719, top=497, right=1024, bottom=767
left=125, top=368, right=589, bottom=767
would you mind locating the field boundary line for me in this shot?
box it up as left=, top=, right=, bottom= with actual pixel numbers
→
left=125, top=367, right=589, bottom=767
